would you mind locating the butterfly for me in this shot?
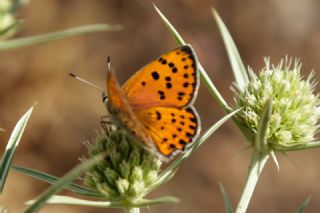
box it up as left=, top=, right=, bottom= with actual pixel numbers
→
left=105, top=45, right=201, bottom=160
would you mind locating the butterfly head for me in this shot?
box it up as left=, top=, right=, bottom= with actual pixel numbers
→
left=102, top=91, right=108, bottom=104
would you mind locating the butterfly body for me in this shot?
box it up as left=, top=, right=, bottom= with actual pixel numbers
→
left=106, top=45, right=200, bottom=160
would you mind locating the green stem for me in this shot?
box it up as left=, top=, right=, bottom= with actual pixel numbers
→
left=124, top=208, right=140, bottom=213
left=0, top=24, right=122, bottom=50
left=235, top=150, right=270, bottom=213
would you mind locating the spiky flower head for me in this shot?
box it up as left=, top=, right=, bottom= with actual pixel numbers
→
left=234, top=58, right=320, bottom=151
left=84, top=126, right=162, bottom=204
left=0, top=0, right=28, bottom=40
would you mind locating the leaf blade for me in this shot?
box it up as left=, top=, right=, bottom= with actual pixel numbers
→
left=27, top=195, right=179, bottom=208
left=0, top=106, right=34, bottom=193
left=12, top=165, right=103, bottom=197
left=255, top=99, right=272, bottom=152
left=148, top=109, right=241, bottom=191
left=0, top=24, right=122, bottom=50
left=296, top=196, right=312, bottom=213
left=219, top=183, right=234, bottom=213
left=154, top=4, right=232, bottom=112
left=24, top=154, right=105, bottom=213
left=212, top=9, right=249, bottom=91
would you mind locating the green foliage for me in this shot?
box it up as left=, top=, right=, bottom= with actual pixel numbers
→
left=24, top=154, right=105, bottom=213
left=296, top=196, right=312, bottom=213
left=84, top=129, right=162, bottom=202
left=0, top=0, right=27, bottom=40
left=234, top=59, right=320, bottom=151
left=219, top=183, right=234, bottom=213
left=0, top=106, right=33, bottom=193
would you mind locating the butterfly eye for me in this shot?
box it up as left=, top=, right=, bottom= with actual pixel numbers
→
left=102, top=92, right=108, bottom=103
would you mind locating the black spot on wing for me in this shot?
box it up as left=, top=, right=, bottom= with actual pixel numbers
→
left=151, top=71, right=160, bottom=80
left=158, top=90, right=166, bottom=100
left=169, top=144, right=176, bottom=149
left=186, top=132, right=192, bottom=137
left=156, top=111, right=161, bottom=120
left=186, top=108, right=193, bottom=113
left=189, top=125, right=196, bottom=130
left=190, top=117, right=197, bottom=123
left=179, top=139, right=187, bottom=145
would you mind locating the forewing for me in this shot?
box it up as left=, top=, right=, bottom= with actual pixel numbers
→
left=106, top=69, right=155, bottom=149
left=122, top=45, right=199, bottom=108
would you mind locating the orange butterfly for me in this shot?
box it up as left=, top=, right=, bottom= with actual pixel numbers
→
left=105, top=45, right=201, bottom=160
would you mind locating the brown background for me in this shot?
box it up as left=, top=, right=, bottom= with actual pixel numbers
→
left=1, top=0, right=320, bottom=212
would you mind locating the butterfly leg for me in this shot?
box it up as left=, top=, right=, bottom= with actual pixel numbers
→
left=100, top=115, right=115, bottom=133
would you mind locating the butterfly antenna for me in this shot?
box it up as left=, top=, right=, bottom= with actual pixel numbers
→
left=69, top=72, right=105, bottom=94
left=107, top=56, right=111, bottom=71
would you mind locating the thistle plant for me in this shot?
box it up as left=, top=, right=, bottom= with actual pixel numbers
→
left=234, top=58, right=320, bottom=152
left=233, top=59, right=320, bottom=213
left=84, top=127, right=163, bottom=209
left=154, top=5, right=320, bottom=213
left=0, top=206, right=7, bottom=213
left=3, top=2, right=319, bottom=213
left=1, top=2, right=238, bottom=212
left=17, top=105, right=237, bottom=213
left=0, top=0, right=28, bottom=40
left=0, top=0, right=121, bottom=50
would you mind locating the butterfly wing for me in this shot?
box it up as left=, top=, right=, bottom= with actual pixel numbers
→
left=134, top=106, right=200, bottom=157
left=106, top=45, right=201, bottom=159
left=122, top=45, right=199, bottom=108
left=106, top=69, right=155, bottom=150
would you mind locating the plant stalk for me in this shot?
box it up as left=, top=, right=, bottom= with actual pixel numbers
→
left=0, top=24, right=122, bottom=50
left=235, top=150, right=270, bottom=213
left=125, top=208, right=140, bottom=213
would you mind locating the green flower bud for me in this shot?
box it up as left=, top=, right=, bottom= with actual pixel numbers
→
left=116, top=179, right=129, bottom=196
left=0, top=205, right=7, bottom=213
left=234, top=58, right=320, bottom=151
left=0, top=0, right=12, bottom=12
left=0, top=0, right=28, bottom=40
left=84, top=128, right=162, bottom=203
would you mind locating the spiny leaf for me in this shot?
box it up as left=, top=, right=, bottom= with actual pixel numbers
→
left=219, top=183, right=234, bottom=213
left=0, top=106, right=34, bottom=193
left=212, top=8, right=249, bottom=91
left=0, top=24, right=122, bottom=50
left=24, top=154, right=105, bottom=213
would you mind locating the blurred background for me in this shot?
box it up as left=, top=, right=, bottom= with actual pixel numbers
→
left=1, top=0, right=320, bottom=212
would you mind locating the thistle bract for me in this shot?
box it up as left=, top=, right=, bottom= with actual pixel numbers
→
left=0, top=0, right=28, bottom=40
left=234, top=58, right=320, bottom=151
left=84, top=127, right=162, bottom=203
